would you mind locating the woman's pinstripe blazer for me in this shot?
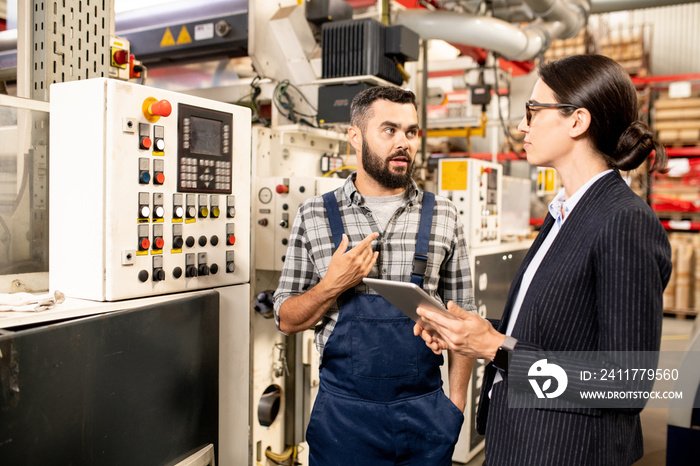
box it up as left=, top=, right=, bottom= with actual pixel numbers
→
left=476, top=170, right=672, bottom=466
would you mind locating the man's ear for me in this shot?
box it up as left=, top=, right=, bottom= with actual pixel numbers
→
left=569, top=108, right=591, bottom=138
left=348, top=125, right=362, bottom=153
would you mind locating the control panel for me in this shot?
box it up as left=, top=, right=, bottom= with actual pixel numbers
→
left=49, top=78, right=251, bottom=301
left=255, top=176, right=344, bottom=271
left=437, top=158, right=502, bottom=248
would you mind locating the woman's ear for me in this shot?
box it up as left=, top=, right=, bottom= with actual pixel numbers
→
left=569, top=108, right=591, bottom=138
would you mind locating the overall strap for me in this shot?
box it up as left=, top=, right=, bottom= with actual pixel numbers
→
left=411, top=191, right=435, bottom=287
left=322, top=191, right=346, bottom=251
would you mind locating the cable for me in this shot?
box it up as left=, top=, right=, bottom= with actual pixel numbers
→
left=322, top=165, right=357, bottom=178
left=273, top=79, right=319, bottom=127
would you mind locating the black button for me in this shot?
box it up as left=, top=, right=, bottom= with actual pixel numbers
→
left=173, top=236, right=184, bottom=249
left=198, top=235, right=207, bottom=247
left=138, top=270, right=149, bottom=282
left=186, top=236, right=195, bottom=248
left=173, top=267, right=182, bottom=279
left=210, top=235, right=219, bottom=246
left=210, top=263, right=219, bottom=275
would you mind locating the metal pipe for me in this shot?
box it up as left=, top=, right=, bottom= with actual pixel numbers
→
left=523, top=0, right=589, bottom=39
left=590, top=0, right=700, bottom=13
left=394, top=9, right=552, bottom=60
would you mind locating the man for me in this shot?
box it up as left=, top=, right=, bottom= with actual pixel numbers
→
left=273, top=86, right=475, bottom=465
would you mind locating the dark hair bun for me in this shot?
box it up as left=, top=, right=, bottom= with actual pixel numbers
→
left=612, top=120, right=660, bottom=171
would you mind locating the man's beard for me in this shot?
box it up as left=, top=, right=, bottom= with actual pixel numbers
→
left=361, top=138, right=414, bottom=190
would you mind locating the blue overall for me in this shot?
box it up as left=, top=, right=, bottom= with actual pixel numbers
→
left=306, top=191, right=464, bottom=465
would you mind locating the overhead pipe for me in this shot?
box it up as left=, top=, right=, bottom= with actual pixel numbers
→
left=395, top=9, right=556, bottom=61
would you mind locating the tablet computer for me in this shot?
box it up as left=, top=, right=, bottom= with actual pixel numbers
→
left=362, top=278, right=455, bottom=326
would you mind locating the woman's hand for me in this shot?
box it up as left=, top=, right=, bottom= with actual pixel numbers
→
left=414, top=301, right=506, bottom=360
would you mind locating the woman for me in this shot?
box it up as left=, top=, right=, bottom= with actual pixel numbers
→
left=414, top=54, right=672, bottom=465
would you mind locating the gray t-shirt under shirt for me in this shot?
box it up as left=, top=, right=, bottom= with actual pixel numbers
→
left=362, top=191, right=406, bottom=232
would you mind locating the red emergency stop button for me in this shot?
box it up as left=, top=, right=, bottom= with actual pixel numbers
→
left=155, top=237, right=165, bottom=249
left=140, top=136, right=152, bottom=150
left=143, top=97, right=172, bottom=122
left=149, top=100, right=172, bottom=118
left=227, top=234, right=236, bottom=246
left=113, top=49, right=128, bottom=66
left=276, top=184, right=289, bottom=194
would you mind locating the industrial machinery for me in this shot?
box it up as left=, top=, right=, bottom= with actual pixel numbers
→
left=49, top=78, right=251, bottom=301
left=438, top=158, right=502, bottom=248
left=0, top=284, right=250, bottom=466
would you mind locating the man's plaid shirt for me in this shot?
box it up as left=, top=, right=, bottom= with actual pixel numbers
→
left=273, top=173, right=476, bottom=359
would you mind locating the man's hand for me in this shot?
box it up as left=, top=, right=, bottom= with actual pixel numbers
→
left=278, top=232, right=379, bottom=335
left=321, top=233, right=379, bottom=295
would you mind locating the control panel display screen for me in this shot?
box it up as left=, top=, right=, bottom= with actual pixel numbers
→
left=190, top=116, right=223, bottom=156
left=178, top=104, right=233, bottom=194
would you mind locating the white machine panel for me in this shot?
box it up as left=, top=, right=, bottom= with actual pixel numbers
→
left=255, top=176, right=344, bottom=271
left=437, top=158, right=502, bottom=248
left=49, top=78, right=251, bottom=301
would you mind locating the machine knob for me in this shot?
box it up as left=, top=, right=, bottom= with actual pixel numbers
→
left=174, top=206, right=184, bottom=218
left=154, top=237, right=165, bottom=249
left=279, top=220, right=288, bottom=228
left=155, top=139, right=165, bottom=151
left=186, top=236, right=195, bottom=248
left=198, top=235, right=207, bottom=247
left=154, top=206, right=165, bottom=218
left=186, top=265, right=198, bottom=278
left=155, top=172, right=165, bottom=184
left=276, top=184, right=289, bottom=194
left=139, top=205, right=151, bottom=218
left=153, top=269, right=166, bottom=281
left=281, top=238, right=288, bottom=246
left=148, top=100, right=172, bottom=118
left=210, top=263, right=219, bottom=275
left=172, top=236, right=184, bottom=249
left=258, top=219, right=268, bottom=226
left=172, top=267, right=182, bottom=279
left=227, top=234, right=236, bottom=246
left=226, top=261, right=235, bottom=273
left=210, top=235, right=219, bottom=246
left=211, top=207, right=220, bottom=218
left=198, top=264, right=210, bottom=276
left=138, top=270, right=149, bottom=282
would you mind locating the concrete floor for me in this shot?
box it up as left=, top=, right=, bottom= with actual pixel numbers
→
left=456, top=316, right=698, bottom=466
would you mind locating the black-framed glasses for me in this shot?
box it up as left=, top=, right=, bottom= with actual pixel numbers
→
left=525, top=102, right=579, bottom=125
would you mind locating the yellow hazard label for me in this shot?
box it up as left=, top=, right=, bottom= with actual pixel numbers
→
left=161, top=28, right=176, bottom=47
left=151, top=250, right=163, bottom=255
left=186, top=219, right=196, bottom=224
left=176, top=26, right=192, bottom=45
left=171, top=249, right=182, bottom=254
left=136, top=251, right=148, bottom=256
left=172, top=218, right=183, bottom=223
left=440, top=161, right=468, bottom=191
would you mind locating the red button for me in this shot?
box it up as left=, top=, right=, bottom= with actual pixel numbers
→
left=155, top=237, right=165, bottom=249
left=140, top=238, right=150, bottom=250
left=227, top=235, right=236, bottom=245
left=155, top=172, right=165, bottom=184
left=276, top=184, right=289, bottom=194
left=141, top=137, right=152, bottom=149
left=113, top=49, right=128, bottom=66
left=149, top=100, right=172, bottom=117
